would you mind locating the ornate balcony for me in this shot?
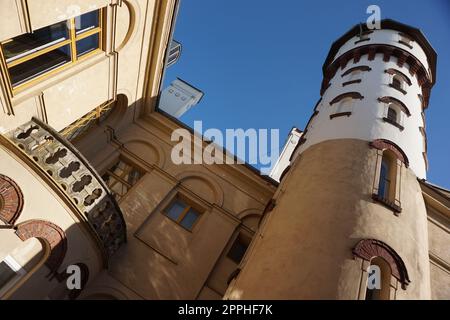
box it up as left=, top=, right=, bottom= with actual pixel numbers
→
left=2, top=118, right=126, bottom=258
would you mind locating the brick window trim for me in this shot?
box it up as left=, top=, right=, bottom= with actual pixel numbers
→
left=330, top=112, right=352, bottom=119
left=0, top=174, right=24, bottom=225
left=342, top=79, right=362, bottom=87
left=385, top=68, right=412, bottom=86
left=353, top=239, right=410, bottom=289
left=377, top=96, right=411, bottom=116
left=370, top=139, right=409, bottom=167
left=15, top=219, right=67, bottom=275
left=329, top=92, right=364, bottom=106
left=321, top=44, right=433, bottom=108
left=341, top=65, right=372, bottom=77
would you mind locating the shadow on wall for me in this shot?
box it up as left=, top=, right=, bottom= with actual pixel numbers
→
left=1, top=219, right=100, bottom=300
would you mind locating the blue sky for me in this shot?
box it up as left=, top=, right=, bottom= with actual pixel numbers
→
left=163, top=0, right=450, bottom=188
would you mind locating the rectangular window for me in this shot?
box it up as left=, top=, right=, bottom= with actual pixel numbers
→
left=102, top=158, right=143, bottom=202
left=164, top=197, right=202, bottom=231
left=0, top=9, right=104, bottom=94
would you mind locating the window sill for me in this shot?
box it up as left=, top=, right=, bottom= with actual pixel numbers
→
left=342, top=79, right=362, bottom=87
left=372, top=193, right=402, bottom=215
left=330, top=111, right=352, bottom=119
left=389, top=83, right=407, bottom=95
left=382, top=117, right=404, bottom=131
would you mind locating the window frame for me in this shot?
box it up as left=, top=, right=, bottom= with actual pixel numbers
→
left=163, top=195, right=203, bottom=232
left=102, top=156, right=144, bottom=202
left=0, top=8, right=105, bottom=96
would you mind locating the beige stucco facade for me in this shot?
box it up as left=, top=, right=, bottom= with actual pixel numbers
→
left=0, top=2, right=448, bottom=300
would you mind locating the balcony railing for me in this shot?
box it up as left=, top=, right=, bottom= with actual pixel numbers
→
left=4, top=118, right=126, bottom=258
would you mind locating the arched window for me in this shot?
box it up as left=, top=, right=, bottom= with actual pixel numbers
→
left=378, top=151, right=396, bottom=202
left=391, top=75, right=403, bottom=91
left=387, top=107, right=398, bottom=123
left=337, top=97, right=353, bottom=113
left=370, top=140, right=408, bottom=214
left=365, top=257, right=392, bottom=300
left=349, top=69, right=361, bottom=81
left=354, top=239, right=410, bottom=300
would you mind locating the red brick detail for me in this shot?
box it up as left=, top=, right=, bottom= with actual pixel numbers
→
left=370, top=139, right=409, bottom=167
left=377, top=96, right=411, bottom=116
left=353, top=239, right=411, bottom=289
left=341, top=65, right=371, bottom=77
left=329, top=92, right=364, bottom=105
left=15, top=220, right=67, bottom=274
left=0, top=174, right=24, bottom=225
left=353, top=49, right=361, bottom=63
left=321, top=44, right=433, bottom=107
left=368, top=47, right=376, bottom=60
left=384, top=68, right=412, bottom=86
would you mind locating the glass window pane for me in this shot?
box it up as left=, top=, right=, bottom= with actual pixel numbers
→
left=0, top=261, right=16, bottom=289
left=227, top=238, right=248, bottom=264
left=8, top=45, right=71, bottom=87
left=2, top=21, right=69, bottom=63
left=75, top=10, right=99, bottom=34
left=179, top=208, right=200, bottom=230
left=166, top=200, right=187, bottom=221
left=76, top=34, right=99, bottom=57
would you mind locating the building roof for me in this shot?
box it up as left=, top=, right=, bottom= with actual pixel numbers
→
left=322, top=19, right=437, bottom=85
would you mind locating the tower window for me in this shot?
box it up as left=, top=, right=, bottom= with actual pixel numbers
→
left=102, top=158, right=143, bottom=201
left=383, top=103, right=404, bottom=130
left=390, top=75, right=406, bottom=94
left=378, top=157, right=392, bottom=200
left=387, top=107, right=397, bottom=123
left=164, top=196, right=202, bottom=231
left=365, top=257, right=392, bottom=300
left=0, top=9, right=104, bottom=94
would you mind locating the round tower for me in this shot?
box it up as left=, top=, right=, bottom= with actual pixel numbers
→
left=225, top=20, right=437, bottom=300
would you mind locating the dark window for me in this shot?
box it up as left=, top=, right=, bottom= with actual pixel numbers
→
left=392, top=76, right=402, bottom=90
left=2, top=21, right=69, bottom=63
left=76, top=34, right=99, bottom=57
left=75, top=10, right=100, bottom=35
left=378, top=159, right=391, bottom=200
left=0, top=9, right=103, bottom=91
left=227, top=235, right=250, bottom=264
left=8, top=45, right=71, bottom=86
left=387, top=107, right=397, bottom=123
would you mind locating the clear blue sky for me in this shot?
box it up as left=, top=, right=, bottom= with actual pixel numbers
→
left=164, top=0, right=450, bottom=188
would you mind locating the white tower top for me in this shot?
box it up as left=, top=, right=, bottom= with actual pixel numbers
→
left=293, top=20, right=437, bottom=179
left=159, top=78, right=204, bottom=118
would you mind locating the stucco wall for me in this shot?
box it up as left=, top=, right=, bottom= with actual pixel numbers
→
left=227, top=139, right=431, bottom=299
left=75, top=111, right=276, bottom=299
left=0, top=145, right=103, bottom=299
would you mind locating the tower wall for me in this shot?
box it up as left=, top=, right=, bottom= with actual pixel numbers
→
left=225, top=21, right=436, bottom=300
left=299, top=28, right=430, bottom=179
left=226, top=139, right=431, bottom=299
